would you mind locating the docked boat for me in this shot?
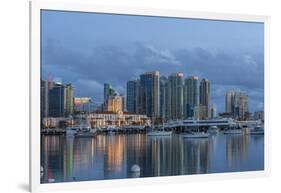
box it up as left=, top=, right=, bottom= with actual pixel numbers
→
left=183, top=131, right=209, bottom=138
left=75, top=117, right=97, bottom=137
left=249, top=125, right=264, bottom=135
left=223, top=129, right=242, bottom=134
left=223, top=123, right=242, bottom=134
left=76, top=129, right=97, bottom=137
left=147, top=121, right=172, bottom=136
left=65, top=127, right=78, bottom=135
left=208, top=126, right=219, bottom=134
left=147, top=130, right=173, bottom=136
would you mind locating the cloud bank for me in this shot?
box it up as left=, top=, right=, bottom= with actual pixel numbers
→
left=42, top=39, right=264, bottom=112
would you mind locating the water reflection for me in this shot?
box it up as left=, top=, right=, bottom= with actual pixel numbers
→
left=41, top=133, right=264, bottom=183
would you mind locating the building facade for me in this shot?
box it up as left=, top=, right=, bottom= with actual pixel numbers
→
left=225, top=91, right=249, bottom=120
left=41, top=80, right=74, bottom=119
left=104, top=83, right=117, bottom=110
left=254, top=111, right=264, bottom=121
left=194, top=104, right=208, bottom=120
left=166, top=73, right=183, bottom=120
left=126, top=80, right=139, bottom=113
left=210, top=106, right=217, bottom=119
left=48, top=82, right=66, bottom=117
left=89, top=111, right=150, bottom=128
left=41, top=80, right=49, bottom=119
left=160, top=76, right=168, bottom=121
left=139, top=71, right=160, bottom=119
left=233, top=92, right=249, bottom=120
left=65, top=84, right=74, bottom=116
left=225, top=91, right=235, bottom=114
left=107, top=95, right=123, bottom=113
left=199, top=78, right=210, bottom=119
left=183, top=76, right=199, bottom=118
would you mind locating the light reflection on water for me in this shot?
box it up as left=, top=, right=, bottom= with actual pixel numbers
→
left=40, top=133, right=264, bottom=183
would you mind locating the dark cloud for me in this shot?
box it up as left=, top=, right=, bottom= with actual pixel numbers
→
left=42, top=39, right=264, bottom=112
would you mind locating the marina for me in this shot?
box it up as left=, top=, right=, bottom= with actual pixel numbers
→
left=41, top=118, right=263, bottom=137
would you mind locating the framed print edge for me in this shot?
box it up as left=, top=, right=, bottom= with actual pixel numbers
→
left=29, top=0, right=271, bottom=192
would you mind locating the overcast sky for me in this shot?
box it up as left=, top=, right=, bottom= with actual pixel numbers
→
left=41, top=10, right=264, bottom=113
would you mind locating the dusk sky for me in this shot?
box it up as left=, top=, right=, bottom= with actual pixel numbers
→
left=41, top=10, right=264, bottom=113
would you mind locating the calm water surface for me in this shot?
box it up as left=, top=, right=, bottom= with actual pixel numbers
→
left=40, top=133, right=264, bottom=183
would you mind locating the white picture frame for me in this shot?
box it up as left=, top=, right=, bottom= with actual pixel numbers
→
left=29, top=0, right=270, bottom=192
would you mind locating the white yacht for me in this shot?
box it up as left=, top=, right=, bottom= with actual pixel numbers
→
left=208, top=126, right=219, bottom=134
left=65, top=127, right=78, bottom=135
left=223, top=123, right=242, bottom=134
left=249, top=125, right=264, bottom=135
left=223, top=128, right=242, bottom=134
left=147, top=120, right=172, bottom=136
left=183, top=131, right=209, bottom=138
left=76, top=128, right=97, bottom=137
left=147, top=130, right=173, bottom=136
left=75, top=117, right=97, bottom=137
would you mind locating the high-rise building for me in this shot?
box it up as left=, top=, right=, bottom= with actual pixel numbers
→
left=254, top=111, right=264, bottom=121
left=65, top=84, right=74, bottom=116
left=225, top=91, right=235, bottom=114
left=41, top=80, right=49, bottom=119
left=48, top=82, right=65, bottom=117
left=194, top=104, right=208, bottom=120
left=233, top=92, right=249, bottom=120
left=166, top=73, right=183, bottom=120
left=210, top=106, right=217, bottom=119
left=160, top=76, right=168, bottom=121
left=41, top=79, right=74, bottom=118
left=139, top=71, right=160, bottom=119
left=104, top=83, right=112, bottom=102
left=183, top=76, right=199, bottom=118
left=107, top=95, right=123, bottom=113
left=199, top=78, right=210, bottom=119
left=104, top=83, right=117, bottom=110
left=126, top=80, right=140, bottom=113
left=225, top=91, right=249, bottom=120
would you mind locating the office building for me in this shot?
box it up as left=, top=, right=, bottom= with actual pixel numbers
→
left=107, top=95, right=123, bottom=113
left=194, top=104, right=208, bottom=120
left=225, top=91, right=235, bottom=114
left=126, top=80, right=140, bottom=113
left=183, top=76, right=199, bottom=118
left=41, top=80, right=49, bottom=119
left=254, top=111, right=264, bottom=121
left=89, top=111, right=150, bottom=128
left=104, top=83, right=117, bottom=110
left=199, top=78, right=210, bottom=119
left=160, top=76, right=168, bottom=121
left=64, top=84, right=74, bottom=116
left=139, top=71, right=160, bottom=119
left=166, top=73, right=183, bottom=120
left=210, top=106, right=217, bottom=119
left=48, top=82, right=65, bottom=117
left=233, top=92, right=249, bottom=120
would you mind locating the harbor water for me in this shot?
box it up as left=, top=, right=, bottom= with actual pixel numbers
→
left=40, top=133, right=264, bottom=183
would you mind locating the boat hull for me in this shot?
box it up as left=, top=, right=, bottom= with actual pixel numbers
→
left=147, top=131, right=172, bottom=136
left=223, top=130, right=242, bottom=134
left=249, top=130, right=264, bottom=135
left=183, top=132, right=209, bottom=138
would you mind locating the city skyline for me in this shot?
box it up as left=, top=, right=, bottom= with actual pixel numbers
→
left=41, top=70, right=252, bottom=120
left=41, top=10, right=264, bottom=113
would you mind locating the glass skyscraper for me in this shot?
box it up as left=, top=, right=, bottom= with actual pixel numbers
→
left=183, top=76, right=199, bottom=118
left=126, top=80, right=139, bottom=113
left=139, top=71, right=160, bottom=119
left=48, top=82, right=65, bottom=117
left=199, top=78, right=210, bottom=119
left=166, top=73, right=184, bottom=120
